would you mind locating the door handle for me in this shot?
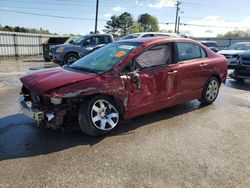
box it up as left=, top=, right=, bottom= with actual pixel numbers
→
left=168, top=70, right=178, bottom=75
left=200, top=63, right=208, bottom=67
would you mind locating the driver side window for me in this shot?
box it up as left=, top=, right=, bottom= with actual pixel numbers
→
left=136, top=44, right=172, bottom=68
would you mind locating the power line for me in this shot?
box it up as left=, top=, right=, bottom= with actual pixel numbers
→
left=181, top=23, right=250, bottom=29
left=0, top=9, right=109, bottom=21
left=164, top=22, right=250, bottom=29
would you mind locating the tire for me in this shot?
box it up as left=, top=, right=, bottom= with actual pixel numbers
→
left=78, top=96, right=120, bottom=136
left=199, top=76, right=220, bottom=105
left=63, top=53, right=79, bottom=65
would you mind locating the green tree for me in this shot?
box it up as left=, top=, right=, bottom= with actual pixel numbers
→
left=103, top=12, right=134, bottom=36
left=137, top=13, right=159, bottom=32
left=117, top=12, right=134, bottom=36
left=103, top=15, right=119, bottom=34
left=132, top=22, right=144, bottom=33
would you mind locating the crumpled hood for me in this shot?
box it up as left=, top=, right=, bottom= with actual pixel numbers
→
left=20, top=67, right=97, bottom=94
left=218, top=50, right=244, bottom=55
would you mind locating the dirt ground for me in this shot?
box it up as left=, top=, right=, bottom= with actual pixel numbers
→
left=0, top=56, right=250, bottom=188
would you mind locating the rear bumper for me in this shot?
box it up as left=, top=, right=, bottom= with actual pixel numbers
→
left=19, top=96, right=44, bottom=121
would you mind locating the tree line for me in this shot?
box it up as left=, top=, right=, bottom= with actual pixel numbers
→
left=103, top=12, right=159, bottom=36
left=217, top=30, right=250, bottom=37
left=0, top=25, right=56, bottom=35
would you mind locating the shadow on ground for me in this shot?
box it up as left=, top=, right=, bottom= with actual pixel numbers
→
left=0, top=100, right=205, bottom=161
left=225, top=79, right=250, bottom=91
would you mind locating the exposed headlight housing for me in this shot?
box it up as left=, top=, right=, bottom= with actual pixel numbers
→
left=56, top=47, right=64, bottom=53
left=50, top=97, right=62, bottom=105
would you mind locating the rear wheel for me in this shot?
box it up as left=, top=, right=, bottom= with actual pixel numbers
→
left=63, top=53, right=79, bottom=65
left=199, top=76, right=220, bottom=105
left=78, top=96, right=120, bottom=136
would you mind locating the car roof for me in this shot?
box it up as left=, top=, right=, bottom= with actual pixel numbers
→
left=200, top=41, right=217, bottom=43
left=84, top=34, right=112, bottom=37
left=116, top=37, right=195, bottom=44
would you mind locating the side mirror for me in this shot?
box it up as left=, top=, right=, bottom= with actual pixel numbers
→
left=131, top=71, right=141, bottom=90
left=69, top=40, right=74, bottom=44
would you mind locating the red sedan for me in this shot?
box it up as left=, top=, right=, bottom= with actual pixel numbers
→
left=19, top=37, right=227, bottom=136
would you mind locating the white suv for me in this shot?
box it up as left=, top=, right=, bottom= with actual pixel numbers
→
left=120, top=32, right=180, bottom=40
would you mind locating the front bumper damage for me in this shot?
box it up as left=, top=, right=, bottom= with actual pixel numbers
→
left=19, top=93, right=69, bottom=129
left=19, top=95, right=44, bottom=122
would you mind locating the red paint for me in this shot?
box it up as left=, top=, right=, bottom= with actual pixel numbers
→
left=20, top=37, right=227, bottom=120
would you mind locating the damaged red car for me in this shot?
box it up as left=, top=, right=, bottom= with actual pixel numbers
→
left=19, top=37, right=227, bottom=136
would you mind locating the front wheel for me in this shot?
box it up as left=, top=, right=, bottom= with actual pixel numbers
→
left=78, top=96, right=120, bottom=136
left=199, top=76, right=220, bottom=105
left=63, top=53, right=79, bottom=65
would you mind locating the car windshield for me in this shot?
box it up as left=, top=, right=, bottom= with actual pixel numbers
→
left=72, top=36, right=87, bottom=44
left=121, top=34, right=140, bottom=40
left=228, top=43, right=250, bottom=50
left=68, top=42, right=141, bottom=73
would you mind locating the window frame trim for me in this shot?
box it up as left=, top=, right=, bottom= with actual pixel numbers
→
left=131, top=42, right=175, bottom=72
left=175, top=42, right=208, bottom=63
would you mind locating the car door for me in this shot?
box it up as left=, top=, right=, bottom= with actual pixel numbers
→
left=175, top=42, right=212, bottom=100
left=123, top=43, right=179, bottom=109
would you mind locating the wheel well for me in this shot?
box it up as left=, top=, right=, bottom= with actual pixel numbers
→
left=211, top=74, right=221, bottom=85
left=81, top=94, right=125, bottom=115
left=64, top=52, right=79, bottom=59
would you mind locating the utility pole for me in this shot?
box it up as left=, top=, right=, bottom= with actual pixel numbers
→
left=174, top=1, right=181, bottom=33
left=94, top=0, right=99, bottom=33
left=177, top=16, right=180, bottom=34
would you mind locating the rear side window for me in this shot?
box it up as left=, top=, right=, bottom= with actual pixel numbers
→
left=177, top=42, right=207, bottom=61
left=136, top=44, right=172, bottom=68
left=142, top=34, right=154, bottom=38
left=104, top=36, right=111, bottom=43
left=87, top=36, right=101, bottom=45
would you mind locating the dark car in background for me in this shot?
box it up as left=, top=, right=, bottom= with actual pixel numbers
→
left=200, top=41, right=219, bottom=53
left=49, top=34, right=114, bottom=65
left=230, top=50, right=250, bottom=81
left=218, top=42, right=250, bottom=67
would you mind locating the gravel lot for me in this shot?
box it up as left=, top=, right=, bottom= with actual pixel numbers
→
left=0, top=57, right=250, bottom=188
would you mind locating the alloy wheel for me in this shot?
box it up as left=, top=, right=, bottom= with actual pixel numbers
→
left=206, top=80, right=219, bottom=102
left=91, top=99, right=119, bottom=131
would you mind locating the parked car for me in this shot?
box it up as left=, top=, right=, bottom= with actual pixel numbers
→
left=120, top=32, right=180, bottom=40
left=230, top=50, right=250, bottom=81
left=49, top=34, right=114, bottom=65
left=200, top=41, right=219, bottom=53
left=19, top=37, right=227, bottom=136
left=218, top=42, right=250, bottom=66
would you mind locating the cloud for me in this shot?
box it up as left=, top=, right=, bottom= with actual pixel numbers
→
left=135, top=0, right=144, bottom=6
left=148, top=0, right=176, bottom=9
left=112, top=6, right=126, bottom=12
left=2, top=7, right=11, bottom=11
left=103, top=13, right=112, bottom=18
left=159, top=16, right=250, bottom=37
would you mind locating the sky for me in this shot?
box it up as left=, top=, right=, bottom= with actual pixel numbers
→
left=0, top=0, right=250, bottom=37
